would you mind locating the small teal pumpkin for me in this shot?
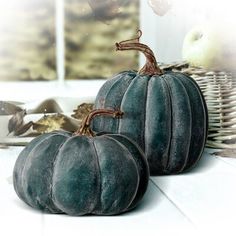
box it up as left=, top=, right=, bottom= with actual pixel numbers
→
left=13, top=109, right=149, bottom=216
left=92, top=31, right=208, bottom=175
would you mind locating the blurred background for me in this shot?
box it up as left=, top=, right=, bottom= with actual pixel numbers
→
left=0, top=0, right=57, bottom=81
left=0, top=0, right=235, bottom=82
left=0, top=0, right=139, bottom=81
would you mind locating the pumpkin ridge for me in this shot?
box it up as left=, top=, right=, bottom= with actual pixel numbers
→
left=118, top=74, right=149, bottom=149
left=13, top=133, right=50, bottom=205
left=93, top=72, right=127, bottom=112
left=143, top=75, right=152, bottom=154
left=52, top=136, right=100, bottom=215
left=103, top=72, right=136, bottom=132
left=106, top=134, right=149, bottom=210
left=145, top=75, right=171, bottom=174
left=21, top=133, right=66, bottom=210
left=20, top=133, right=57, bottom=208
left=177, top=72, right=208, bottom=145
left=35, top=134, right=69, bottom=212
left=93, top=135, right=139, bottom=215
left=118, top=73, right=139, bottom=134
left=93, top=71, right=136, bottom=133
left=49, top=135, right=72, bottom=213
left=105, top=73, right=136, bottom=105
left=104, top=135, right=140, bottom=213
left=188, top=76, right=208, bottom=151
left=161, top=76, right=173, bottom=173
left=175, top=73, right=208, bottom=171
left=172, top=74, right=192, bottom=172
left=101, top=72, right=128, bottom=110
left=164, top=74, right=192, bottom=173
left=89, top=138, right=102, bottom=214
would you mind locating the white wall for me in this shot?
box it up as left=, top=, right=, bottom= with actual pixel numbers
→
left=140, top=1, right=203, bottom=64
left=140, top=0, right=236, bottom=64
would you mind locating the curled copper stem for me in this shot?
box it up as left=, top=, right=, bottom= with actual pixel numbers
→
left=118, top=29, right=143, bottom=44
left=74, top=109, right=123, bottom=137
left=116, top=30, right=163, bottom=76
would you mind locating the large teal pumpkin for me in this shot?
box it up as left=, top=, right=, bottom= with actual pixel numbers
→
left=92, top=31, right=208, bottom=175
left=13, top=110, right=149, bottom=216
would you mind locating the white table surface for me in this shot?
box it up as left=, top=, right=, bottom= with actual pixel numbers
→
left=1, top=147, right=236, bottom=236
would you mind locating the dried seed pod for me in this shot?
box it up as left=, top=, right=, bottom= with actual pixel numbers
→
left=8, top=110, right=26, bottom=135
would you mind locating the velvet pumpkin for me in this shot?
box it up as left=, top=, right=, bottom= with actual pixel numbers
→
left=92, top=31, right=208, bottom=175
left=13, top=109, right=149, bottom=216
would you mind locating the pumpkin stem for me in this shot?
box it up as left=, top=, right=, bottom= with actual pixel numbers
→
left=74, top=109, right=123, bottom=137
left=116, top=30, right=163, bottom=76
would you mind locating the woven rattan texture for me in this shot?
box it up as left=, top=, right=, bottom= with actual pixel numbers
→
left=160, top=62, right=236, bottom=149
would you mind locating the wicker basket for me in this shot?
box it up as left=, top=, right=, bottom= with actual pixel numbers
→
left=160, top=62, right=236, bottom=149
